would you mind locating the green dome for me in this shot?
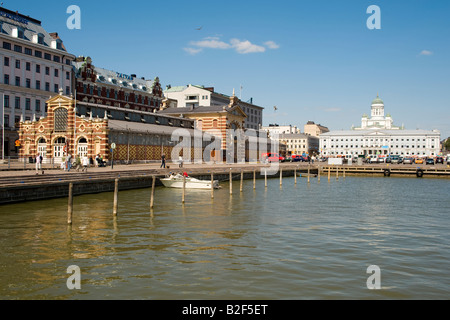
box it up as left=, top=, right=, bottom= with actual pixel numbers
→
left=372, top=95, right=384, bottom=105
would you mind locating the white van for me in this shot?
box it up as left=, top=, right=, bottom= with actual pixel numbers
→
left=447, top=155, right=450, bottom=165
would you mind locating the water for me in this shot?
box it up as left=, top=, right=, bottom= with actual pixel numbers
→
left=0, top=176, right=449, bottom=300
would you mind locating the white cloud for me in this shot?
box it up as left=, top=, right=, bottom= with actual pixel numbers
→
left=264, top=41, right=280, bottom=49
left=230, top=39, right=266, bottom=54
left=419, top=50, right=433, bottom=56
left=190, top=37, right=231, bottom=50
left=185, top=37, right=279, bottom=55
left=184, top=47, right=203, bottom=55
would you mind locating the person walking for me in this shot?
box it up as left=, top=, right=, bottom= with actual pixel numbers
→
left=82, top=155, right=89, bottom=172
left=67, top=153, right=73, bottom=172
left=179, top=156, right=183, bottom=168
left=161, top=154, right=166, bottom=168
left=35, top=154, right=42, bottom=175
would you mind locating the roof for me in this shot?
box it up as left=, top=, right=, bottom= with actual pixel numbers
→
left=0, top=7, right=72, bottom=54
left=320, top=129, right=440, bottom=137
left=108, top=120, right=196, bottom=135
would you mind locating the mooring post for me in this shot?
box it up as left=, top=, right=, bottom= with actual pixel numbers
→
left=229, top=169, right=233, bottom=195
left=211, top=173, right=214, bottom=199
left=265, top=168, right=268, bottom=188
left=308, top=165, right=311, bottom=183
left=68, top=183, right=73, bottom=225
left=182, top=174, right=186, bottom=204
left=328, top=166, right=331, bottom=181
left=240, top=170, right=244, bottom=193
left=253, top=170, right=256, bottom=190
left=336, top=166, right=339, bottom=180
left=150, top=176, right=156, bottom=209
left=318, top=166, right=321, bottom=182
left=294, top=168, right=297, bottom=185
left=113, top=178, right=119, bottom=216
left=343, top=167, right=346, bottom=179
left=280, top=168, right=283, bottom=186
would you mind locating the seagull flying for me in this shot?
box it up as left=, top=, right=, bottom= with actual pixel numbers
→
left=195, top=26, right=203, bottom=31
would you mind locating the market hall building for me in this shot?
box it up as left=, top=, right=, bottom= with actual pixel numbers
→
left=18, top=90, right=201, bottom=164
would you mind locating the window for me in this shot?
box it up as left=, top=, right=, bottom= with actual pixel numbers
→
left=35, top=50, right=42, bottom=58
left=25, top=48, right=32, bottom=56
left=44, top=53, right=52, bottom=61
left=3, top=57, right=9, bottom=66
left=4, top=95, right=9, bottom=108
left=4, top=75, right=9, bottom=85
left=26, top=62, right=31, bottom=71
left=15, top=60, right=20, bottom=69
left=36, top=64, right=41, bottom=73
left=14, top=45, right=22, bottom=53
left=15, top=76, right=20, bottom=87
left=15, top=97, right=21, bottom=109
left=53, top=56, right=60, bottom=63
left=17, top=27, right=25, bottom=39
left=4, top=115, right=9, bottom=128
left=36, top=80, right=41, bottom=90
left=37, top=34, right=44, bottom=45
left=54, top=69, right=59, bottom=77
left=25, top=98, right=31, bottom=110
left=45, top=67, right=50, bottom=75
left=45, top=82, right=50, bottom=91
left=66, top=86, right=70, bottom=95
left=66, top=72, right=70, bottom=80
left=26, top=79, right=31, bottom=88
left=3, top=42, right=11, bottom=50
left=36, top=100, right=41, bottom=112
left=54, top=84, right=59, bottom=93
left=65, top=59, right=71, bottom=66
left=54, top=108, right=68, bottom=132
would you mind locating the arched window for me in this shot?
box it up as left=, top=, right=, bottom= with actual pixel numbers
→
left=54, top=108, right=68, bottom=132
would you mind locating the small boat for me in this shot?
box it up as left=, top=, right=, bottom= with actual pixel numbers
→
left=160, top=173, right=220, bottom=190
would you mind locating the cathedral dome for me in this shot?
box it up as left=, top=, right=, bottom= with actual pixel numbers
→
left=372, top=95, right=384, bottom=105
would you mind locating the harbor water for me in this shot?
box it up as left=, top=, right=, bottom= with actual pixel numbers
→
left=0, top=175, right=449, bottom=300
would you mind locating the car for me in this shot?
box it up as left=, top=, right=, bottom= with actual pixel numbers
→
left=377, top=157, right=386, bottom=163
left=425, top=158, right=435, bottom=165
left=403, top=157, right=414, bottom=164
left=447, top=156, right=450, bottom=165
left=390, top=156, right=402, bottom=164
left=262, top=153, right=285, bottom=163
left=385, top=157, right=392, bottom=163
left=291, top=155, right=302, bottom=162
left=435, top=157, right=444, bottom=164
left=415, top=158, right=424, bottom=164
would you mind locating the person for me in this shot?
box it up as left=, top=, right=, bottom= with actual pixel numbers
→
left=82, top=155, right=89, bottom=172
left=179, top=156, right=183, bottom=168
left=67, top=153, right=73, bottom=172
left=183, top=171, right=189, bottom=178
left=35, top=154, right=42, bottom=174
left=161, top=154, right=166, bottom=168
left=95, top=154, right=100, bottom=167
left=74, top=155, right=82, bottom=172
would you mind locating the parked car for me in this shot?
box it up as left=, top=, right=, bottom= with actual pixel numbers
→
left=415, top=158, right=424, bottom=164
left=403, top=157, right=414, bottom=164
left=291, top=155, right=302, bottom=162
left=377, top=157, right=386, bottom=163
left=447, top=156, right=450, bottom=165
left=435, top=157, right=444, bottom=164
left=385, top=157, right=392, bottom=163
left=390, top=155, right=402, bottom=164
left=425, top=158, right=435, bottom=165
left=262, top=153, right=285, bottom=163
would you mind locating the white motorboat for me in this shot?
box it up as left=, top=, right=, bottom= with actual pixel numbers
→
left=160, top=174, right=220, bottom=190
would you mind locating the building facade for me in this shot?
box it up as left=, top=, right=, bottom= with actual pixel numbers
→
left=261, top=124, right=301, bottom=138
left=277, top=133, right=319, bottom=157
left=0, top=7, right=76, bottom=158
left=320, top=96, right=440, bottom=159
left=164, top=84, right=264, bottom=130
left=304, top=121, right=329, bottom=137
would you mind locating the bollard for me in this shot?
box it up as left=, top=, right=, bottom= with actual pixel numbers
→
left=68, top=183, right=73, bottom=225
left=318, top=166, right=321, bottom=182
left=150, top=176, right=156, bottom=209
left=328, top=167, right=331, bottom=181
left=182, top=174, right=186, bottom=204
left=336, top=166, right=339, bottom=180
left=240, top=170, right=244, bottom=193
left=211, top=173, right=214, bottom=199
left=280, top=168, right=283, bottom=186
left=253, top=170, right=256, bottom=190
left=343, top=167, right=346, bottom=179
left=294, top=168, right=297, bottom=185
left=113, top=178, right=119, bottom=216
left=308, top=166, right=311, bottom=183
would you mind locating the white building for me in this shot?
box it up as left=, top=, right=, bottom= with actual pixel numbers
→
left=261, top=124, right=301, bottom=138
left=278, top=133, right=319, bottom=156
left=164, top=84, right=264, bottom=130
left=320, top=96, right=441, bottom=158
left=1, top=7, right=75, bottom=158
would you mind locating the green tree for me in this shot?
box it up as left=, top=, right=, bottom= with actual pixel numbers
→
left=445, top=138, right=450, bottom=151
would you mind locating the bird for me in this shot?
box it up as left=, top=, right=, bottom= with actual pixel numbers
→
left=274, top=106, right=278, bottom=111
left=195, top=26, right=203, bottom=31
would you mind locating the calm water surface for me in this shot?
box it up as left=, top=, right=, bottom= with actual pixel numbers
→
left=0, top=175, right=449, bottom=299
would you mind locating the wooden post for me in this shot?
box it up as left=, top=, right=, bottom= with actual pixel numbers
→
left=308, top=165, right=311, bottom=183
left=68, top=183, right=73, bottom=225
left=240, top=170, right=244, bottom=192
left=113, top=178, right=119, bottom=216
left=328, top=167, right=331, bottom=181
left=150, top=176, right=156, bottom=209
left=229, top=170, right=233, bottom=195
left=294, top=168, right=297, bottom=185
left=280, top=168, right=283, bottom=186
left=318, top=166, right=321, bottom=182
left=253, top=170, right=256, bottom=190
left=211, top=173, right=214, bottom=199
left=265, top=169, right=268, bottom=188
left=182, top=174, right=186, bottom=204
left=336, top=166, right=339, bottom=180
left=343, top=167, right=346, bottom=179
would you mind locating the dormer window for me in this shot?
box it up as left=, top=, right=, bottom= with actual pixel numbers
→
left=51, top=39, right=63, bottom=50
left=12, top=26, right=25, bottom=39
left=38, top=33, right=44, bottom=44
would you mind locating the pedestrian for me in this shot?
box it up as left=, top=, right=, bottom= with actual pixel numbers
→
left=161, top=154, right=166, bottom=168
left=179, top=156, right=183, bottom=168
left=82, top=155, right=89, bottom=172
left=35, top=154, right=42, bottom=174
left=95, top=154, right=99, bottom=167
left=67, top=153, right=72, bottom=172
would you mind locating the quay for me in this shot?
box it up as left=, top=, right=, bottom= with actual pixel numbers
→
left=0, top=162, right=449, bottom=205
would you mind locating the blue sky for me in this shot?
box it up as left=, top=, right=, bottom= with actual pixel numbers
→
left=9, top=0, right=450, bottom=138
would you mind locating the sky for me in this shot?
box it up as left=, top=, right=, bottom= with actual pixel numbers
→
left=8, top=0, right=450, bottom=138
